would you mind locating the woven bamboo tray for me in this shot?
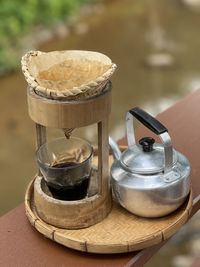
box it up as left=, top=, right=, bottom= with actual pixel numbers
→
left=25, top=154, right=192, bottom=254
left=25, top=185, right=192, bottom=254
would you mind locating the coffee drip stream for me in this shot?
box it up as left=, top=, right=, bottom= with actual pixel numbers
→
left=63, top=128, right=74, bottom=139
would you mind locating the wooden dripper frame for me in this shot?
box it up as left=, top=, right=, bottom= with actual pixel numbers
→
left=27, top=81, right=112, bottom=229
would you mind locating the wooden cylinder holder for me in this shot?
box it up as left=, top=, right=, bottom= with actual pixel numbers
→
left=27, top=82, right=112, bottom=229
left=27, top=82, right=112, bottom=129
left=34, top=173, right=112, bottom=229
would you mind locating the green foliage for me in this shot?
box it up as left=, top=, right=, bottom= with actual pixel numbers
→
left=0, top=0, right=87, bottom=74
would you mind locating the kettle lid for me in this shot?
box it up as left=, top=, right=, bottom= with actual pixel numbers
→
left=121, top=137, right=177, bottom=174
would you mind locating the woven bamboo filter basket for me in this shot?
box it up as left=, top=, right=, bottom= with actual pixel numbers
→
left=21, top=50, right=117, bottom=100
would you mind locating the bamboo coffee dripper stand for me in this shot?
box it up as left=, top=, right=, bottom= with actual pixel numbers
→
left=27, top=81, right=112, bottom=229
left=23, top=49, right=192, bottom=254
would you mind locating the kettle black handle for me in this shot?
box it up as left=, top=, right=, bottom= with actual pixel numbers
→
left=126, top=107, right=173, bottom=173
left=129, top=107, right=168, bottom=135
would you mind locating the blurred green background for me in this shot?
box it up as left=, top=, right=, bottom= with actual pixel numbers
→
left=0, top=0, right=87, bottom=74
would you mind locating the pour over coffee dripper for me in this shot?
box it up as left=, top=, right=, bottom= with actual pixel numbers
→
left=36, top=137, right=93, bottom=200
left=23, top=50, right=114, bottom=229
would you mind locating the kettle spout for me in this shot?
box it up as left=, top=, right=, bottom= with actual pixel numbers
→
left=109, top=136, right=122, bottom=160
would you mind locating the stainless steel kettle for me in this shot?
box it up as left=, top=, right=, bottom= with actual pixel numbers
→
left=109, top=107, right=191, bottom=218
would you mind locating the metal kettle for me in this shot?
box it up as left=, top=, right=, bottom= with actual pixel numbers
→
left=109, top=107, right=191, bottom=218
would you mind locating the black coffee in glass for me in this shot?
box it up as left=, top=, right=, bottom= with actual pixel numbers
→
left=47, top=161, right=90, bottom=201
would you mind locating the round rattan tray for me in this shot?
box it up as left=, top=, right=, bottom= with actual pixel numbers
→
left=25, top=157, right=192, bottom=254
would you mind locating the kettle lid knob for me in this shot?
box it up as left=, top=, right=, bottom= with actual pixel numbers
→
left=139, top=137, right=155, bottom=152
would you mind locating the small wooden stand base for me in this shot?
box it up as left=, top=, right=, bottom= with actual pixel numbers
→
left=33, top=173, right=112, bottom=229
left=25, top=176, right=192, bottom=254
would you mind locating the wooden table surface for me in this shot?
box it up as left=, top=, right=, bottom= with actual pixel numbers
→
left=1, top=89, right=200, bottom=267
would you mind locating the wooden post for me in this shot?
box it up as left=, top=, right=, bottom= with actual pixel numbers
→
left=35, top=124, right=46, bottom=176
left=35, top=124, right=46, bottom=149
left=98, top=119, right=110, bottom=196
